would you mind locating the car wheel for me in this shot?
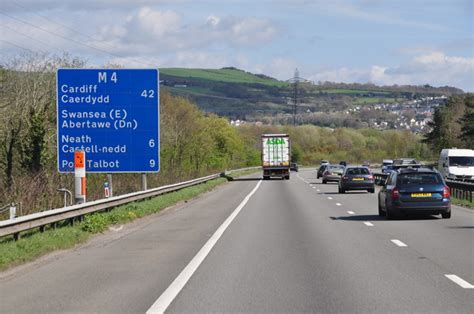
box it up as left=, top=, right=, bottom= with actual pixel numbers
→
left=322, top=179, right=327, bottom=184
left=338, top=186, right=345, bottom=194
left=378, top=198, right=384, bottom=216
left=441, top=211, right=451, bottom=219
left=263, top=176, right=269, bottom=180
left=385, top=202, right=395, bottom=220
left=368, top=188, right=375, bottom=193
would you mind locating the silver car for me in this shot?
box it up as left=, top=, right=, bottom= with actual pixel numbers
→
left=322, top=165, right=345, bottom=184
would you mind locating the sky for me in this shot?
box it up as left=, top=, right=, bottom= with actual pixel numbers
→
left=1, top=0, right=473, bottom=91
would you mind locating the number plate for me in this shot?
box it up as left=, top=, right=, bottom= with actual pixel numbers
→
left=411, top=193, right=432, bottom=197
left=352, top=178, right=364, bottom=181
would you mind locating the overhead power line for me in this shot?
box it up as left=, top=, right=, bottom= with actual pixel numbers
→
left=0, top=10, right=158, bottom=68
left=1, top=39, right=40, bottom=53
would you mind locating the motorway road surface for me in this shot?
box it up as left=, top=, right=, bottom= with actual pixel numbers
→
left=1, top=169, right=473, bottom=313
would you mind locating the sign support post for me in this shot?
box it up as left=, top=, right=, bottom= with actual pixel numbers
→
left=107, top=174, right=113, bottom=197
left=141, top=173, right=147, bottom=191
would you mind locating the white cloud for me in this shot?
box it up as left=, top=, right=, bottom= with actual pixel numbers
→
left=90, top=8, right=279, bottom=55
left=308, top=51, right=474, bottom=91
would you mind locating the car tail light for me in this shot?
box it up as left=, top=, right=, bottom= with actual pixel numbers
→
left=443, top=186, right=450, bottom=198
left=391, top=188, right=400, bottom=201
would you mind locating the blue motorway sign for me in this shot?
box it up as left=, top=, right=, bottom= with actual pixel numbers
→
left=57, top=69, right=159, bottom=173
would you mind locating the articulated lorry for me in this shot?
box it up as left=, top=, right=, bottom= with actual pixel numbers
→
left=262, top=134, right=291, bottom=180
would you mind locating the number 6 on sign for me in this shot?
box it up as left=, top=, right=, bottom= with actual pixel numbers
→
left=149, top=139, right=155, bottom=148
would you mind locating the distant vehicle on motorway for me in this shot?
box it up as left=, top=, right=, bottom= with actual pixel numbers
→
left=393, top=158, right=418, bottom=166
left=320, top=160, right=330, bottom=166
left=322, top=165, right=345, bottom=184
left=339, top=166, right=375, bottom=193
left=290, top=162, right=299, bottom=172
left=382, top=159, right=395, bottom=174
left=317, top=164, right=329, bottom=179
left=339, top=161, right=347, bottom=167
left=438, top=148, right=474, bottom=181
left=262, top=134, right=291, bottom=180
left=362, top=161, right=370, bottom=167
left=378, top=167, right=451, bottom=219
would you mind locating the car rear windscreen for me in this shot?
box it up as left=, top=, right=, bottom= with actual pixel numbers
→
left=329, top=165, right=344, bottom=171
left=397, top=173, right=442, bottom=185
left=346, top=168, right=370, bottom=175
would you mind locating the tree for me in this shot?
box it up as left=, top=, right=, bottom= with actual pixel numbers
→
left=459, top=94, right=474, bottom=147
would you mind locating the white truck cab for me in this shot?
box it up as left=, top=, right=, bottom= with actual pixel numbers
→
left=438, top=148, right=474, bottom=180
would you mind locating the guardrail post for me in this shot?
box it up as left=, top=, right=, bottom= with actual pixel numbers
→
left=13, top=232, right=20, bottom=241
left=40, top=225, right=45, bottom=233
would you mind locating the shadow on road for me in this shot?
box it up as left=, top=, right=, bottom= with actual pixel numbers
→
left=320, top=191, right=371, bottom=195
left=229, top=178, right=263, bottom=181
left=446, top=226, right=474, bottom=229
left=330, top=215, right=385, bottom=221
left=330, top=214, right=441, bottom=221
left=221, top=174, right=262, bottom=182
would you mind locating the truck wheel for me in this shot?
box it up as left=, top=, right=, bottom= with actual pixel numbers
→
left=286, top=175, right=290, bottom=180
left=338, top=186, right=345, bottom=194
left=368, top=188, right=375, bottom=193
left=322, top=179, right=327, bottom=184
left=263, top=176, right=269, bottom=180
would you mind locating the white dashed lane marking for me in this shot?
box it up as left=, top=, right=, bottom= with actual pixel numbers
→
left=336, top=203, right=342, bottom=206
left=391, top=239, right=408, bottom=247
left=363, top=222, right=374, bottom=226
left=328, top=197, right=333, bottom=200
left=445, top=275, right=474, bottom=289
left=347, top=211, right=355, bottom=215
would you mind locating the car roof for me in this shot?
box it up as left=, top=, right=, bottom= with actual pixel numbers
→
left=397, top=167, right=438, bottom=174
left=346, top=165, right=369, bottom=169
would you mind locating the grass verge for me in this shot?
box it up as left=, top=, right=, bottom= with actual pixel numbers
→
left=451, top=197, right=473, bottom=209
left=0, top=171, right=260, bottom=272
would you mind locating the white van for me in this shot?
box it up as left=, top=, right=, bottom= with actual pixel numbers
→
left=438, top=149, right=474, bottom=180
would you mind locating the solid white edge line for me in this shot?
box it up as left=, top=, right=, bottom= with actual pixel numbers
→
left=347, top=211, right=355, bottom=215
left=146, top=180, right=263, bottom=314
left=363, top=222, right=374, bottom=226
left=445, top=274, right=474, bottom=289
left=391, top=239, right=408, bottom=247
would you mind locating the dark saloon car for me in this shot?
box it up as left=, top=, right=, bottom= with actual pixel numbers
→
left=290, top=162, right=299, bottom=172
left=317, top=164, right=329, bottom=179
left=339, top=166, right=375, bottom=193
left=378, top=167, right=451, bottom=219
left=322, top=165, right=345, bottom=184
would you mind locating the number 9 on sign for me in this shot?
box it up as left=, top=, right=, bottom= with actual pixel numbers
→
left=150, top=159, right=155, bottom=168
